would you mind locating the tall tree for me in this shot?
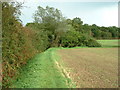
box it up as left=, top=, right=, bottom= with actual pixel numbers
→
left=72, top=17, right=83, bottom=32
left=33, top=6, right=68, bottom=46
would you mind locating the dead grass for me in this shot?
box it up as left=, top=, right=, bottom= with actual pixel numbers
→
left=57, top=48, right=118, bottom=88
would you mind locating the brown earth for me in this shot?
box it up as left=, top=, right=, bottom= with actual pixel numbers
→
left=57, top=48, right=118, bottom=88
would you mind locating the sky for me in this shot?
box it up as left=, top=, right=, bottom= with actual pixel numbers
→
left=18, top=0, right=119, bottom=27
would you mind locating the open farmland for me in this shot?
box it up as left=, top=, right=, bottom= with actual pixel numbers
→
left=57, top=47, right=118, bottom=88
left=10, top=40, right=119, bottom=88
left=3, top=2, right=120, bottom=88
left=97, top=39, right=119, bottom=47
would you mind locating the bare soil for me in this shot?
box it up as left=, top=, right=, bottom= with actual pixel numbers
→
left=58, top=48, right=118, bottom=88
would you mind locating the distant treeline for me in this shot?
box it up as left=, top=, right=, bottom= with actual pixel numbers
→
left=2, top=2, right=119, bottom=88
left=67, top=18, right=120, bottom=39
left=27, top=17, right=120, bottom=41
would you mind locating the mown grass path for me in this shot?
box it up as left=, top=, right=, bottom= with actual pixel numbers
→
left=10, top=48, right=70, bottom=88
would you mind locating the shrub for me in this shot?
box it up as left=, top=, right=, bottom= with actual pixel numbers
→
left=86, top=39, right=101, bottom=47
left=61, top=30, right=101, bottom=47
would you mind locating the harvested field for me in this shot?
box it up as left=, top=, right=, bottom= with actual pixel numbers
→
left=57, top=48, right=118, bottom=88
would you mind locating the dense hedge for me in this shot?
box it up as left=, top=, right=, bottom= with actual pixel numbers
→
left=61, top=30, right=101, bottom=47
left=2, top=2, right=48, bottom=87
left=2, top=21, right=37, bottom=87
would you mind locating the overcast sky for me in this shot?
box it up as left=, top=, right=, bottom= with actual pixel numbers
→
left=18, top=0, right=118, bottom=27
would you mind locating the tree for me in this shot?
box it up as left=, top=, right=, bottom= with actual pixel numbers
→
left=33, top=6, right=68, bottom=47
left=90, top=24, right=101, bottom=39
left=108, top=26, right=119, bottom=39
left=82, top=24, right=92, bottom=36
left=72, top=17, right=83, bottom=32
left=101, top=31, right=112, bottom=39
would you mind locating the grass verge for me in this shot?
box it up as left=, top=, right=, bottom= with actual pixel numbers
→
left=10, top=48, right=74, bottom=88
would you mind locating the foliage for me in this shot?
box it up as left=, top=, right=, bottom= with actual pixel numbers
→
left=61, top=30, right=101, bottom=47
left=33, top=6, right=68, bottom=47
left=2, top=2, right=37, bottom=87
left=26, top=24, right=50, bottom=51
left=67, top=18, right=120, bottom=39
left=71, top=17, right=83, bottom=32
left=90, top=24, right=119, bottom=39
left=61, top=30, right=80, bottom=47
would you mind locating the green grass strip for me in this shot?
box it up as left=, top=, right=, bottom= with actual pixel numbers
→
left=97, top=39, right=120, bottom=47
left=10, top=48, right=71, bottom=88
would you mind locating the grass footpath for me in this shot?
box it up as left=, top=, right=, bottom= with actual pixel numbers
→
left=10, top=48, right=75, bottom=88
